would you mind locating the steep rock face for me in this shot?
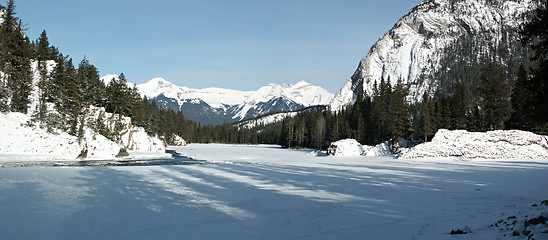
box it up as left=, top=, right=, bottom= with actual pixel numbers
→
left=329, top=0, right=537, bottom=110
left=135, top=78, right=334, bottom=125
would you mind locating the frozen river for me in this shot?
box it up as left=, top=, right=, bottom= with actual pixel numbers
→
left=0, top=144, right=547, bottom=239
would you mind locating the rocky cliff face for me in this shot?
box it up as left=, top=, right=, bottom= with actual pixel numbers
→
left=329, top=0, right=538, bottom=110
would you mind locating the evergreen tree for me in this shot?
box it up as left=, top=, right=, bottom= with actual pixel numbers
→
left=415, top=92, right=435, bottom=142
left=35, top=30, right=54, bottom=62
left=509, top=65, right=529, bottom=129
left=0, top=0, right=33, bottom=114
left=76, top=57, right=105, bottom=107
left=388, top=79, right=410, bottom=151
left=480, top=63, right=511, bottom=130
left=521, top=1, right=548, bottom=133
left=450, top=82, right=469, bottom=129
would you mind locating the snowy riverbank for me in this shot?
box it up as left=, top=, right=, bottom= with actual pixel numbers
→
left=0, top=112, right=170, bottom=161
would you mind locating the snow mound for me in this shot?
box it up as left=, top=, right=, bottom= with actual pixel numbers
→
left=401, top=129, right=548, bottom=159
left=327, top=139, right=364, bottom=156
left=327, top=139, right=394, bottom=157
left=363, top=141, right=393, bottom=157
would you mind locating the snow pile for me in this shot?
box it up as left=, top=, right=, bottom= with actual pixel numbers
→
left=363, top=141, right=393, bottom=157
left=328, top=139, right=394, bottom=157
left=0, top=112, right=119, bottom=159
left=401, top=129, right=548, bottom=159
left=327, top=139, right=365, bottom=156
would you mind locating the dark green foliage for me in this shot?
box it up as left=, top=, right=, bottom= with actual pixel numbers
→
left=520, top=1, right=548, bottom=133
left=509, top=65, right=530, bottom=129
left=77, top=57, right=105, bottom=107
left=480, top=63, right=511, bottom=130
left=0, top=0, right=33, bottom=114
left=414, top=92, right=435, bottom=142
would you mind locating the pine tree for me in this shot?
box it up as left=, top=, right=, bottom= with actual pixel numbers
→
left=35, top=30, right=53, bottom=62
left=77, top=57, right=105, bottom=107
left=389, top=78, right=410, bottom=151
left=0, top=0, right=33, bottom=114
left=520, top=1, right=548, bottom=133
left=509, top=65, right=529, bottom=129
left=415, top=92, right=435, bottom=142
left=450, top=82, right=469, bottom=129
left=480, top=63, right=511, bottom=130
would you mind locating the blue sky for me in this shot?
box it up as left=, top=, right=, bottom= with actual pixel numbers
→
left=16, top=0, right=421, bottom=93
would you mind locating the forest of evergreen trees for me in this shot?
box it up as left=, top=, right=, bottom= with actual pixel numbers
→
left=0, top=0, right=546, bottom=151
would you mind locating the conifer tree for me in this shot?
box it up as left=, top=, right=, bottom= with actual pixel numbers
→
left=389, top=79, right=410, bottom=151
left=509, top=65, right=529, bottom=129
left=35, top=30, right=53, bottom=62
left=480, top=63, right=511, bottom=130
left=0, top=0, right=33, bottom=114
left=521, top=1, right=548, bottom=133
left=451, top=82, right=469, bottom=129
left=415, top=92, right=435, bottom=142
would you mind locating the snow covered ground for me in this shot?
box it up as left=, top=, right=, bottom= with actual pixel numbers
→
left=0, top=144, right=546, bottom=239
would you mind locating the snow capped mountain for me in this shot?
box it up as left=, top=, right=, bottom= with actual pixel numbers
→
left=329, top=0, right=538, bottom=110
left=132, top=77, right=333, bottom=125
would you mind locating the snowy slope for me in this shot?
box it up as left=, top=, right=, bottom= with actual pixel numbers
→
left=132, top=77, right=333, bottom=125
left=329, top=0, right=537, bottom=110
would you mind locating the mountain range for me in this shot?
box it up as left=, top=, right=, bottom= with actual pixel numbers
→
left=100, top=75, right=333, bottom=126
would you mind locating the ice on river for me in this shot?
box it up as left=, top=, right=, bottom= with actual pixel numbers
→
left=0, top=144, right=547, bottom=239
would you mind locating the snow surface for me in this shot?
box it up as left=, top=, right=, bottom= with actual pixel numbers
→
left=0, top=144, right=546, bottom=239
left=401, top=129, right=548, bottom=159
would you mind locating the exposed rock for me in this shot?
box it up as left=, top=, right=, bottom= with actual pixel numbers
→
left=115, top=148, right=129, bottom=158
left=77, top=145, right=88, bottom=159
left=525, top=215, right=548, bottom=227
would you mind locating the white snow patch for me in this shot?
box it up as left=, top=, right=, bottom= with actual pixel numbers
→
left=401, top=129, right=548, bottom=159
left=327, top=139, right=394, bottom=157
left=327, top=139, right=365, bottom=156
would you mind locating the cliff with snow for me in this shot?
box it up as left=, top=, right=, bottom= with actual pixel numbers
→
left=330, top=0, right=538, bottom=110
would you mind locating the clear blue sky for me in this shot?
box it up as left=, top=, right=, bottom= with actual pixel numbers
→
left=16, top=0, right=421, bottom=93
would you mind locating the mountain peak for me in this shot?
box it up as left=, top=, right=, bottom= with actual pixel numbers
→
left=293, top=80, right=310, bottom=88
